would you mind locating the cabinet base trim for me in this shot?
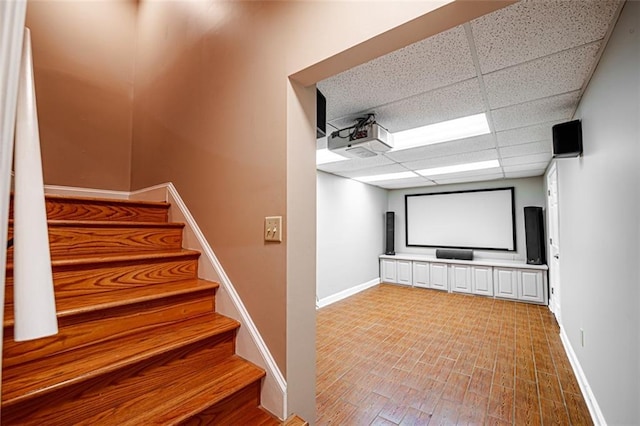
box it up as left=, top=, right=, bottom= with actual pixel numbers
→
left=560, top=326, right=604, bottom=425
left=317, top=278, right=380, bottom=309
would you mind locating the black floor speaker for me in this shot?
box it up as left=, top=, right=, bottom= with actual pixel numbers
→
left=524, top=206, right=546, bottom=265
left=385, top=212, right=395, bottom=255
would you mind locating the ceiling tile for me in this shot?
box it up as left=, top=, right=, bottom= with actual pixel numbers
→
left=484, top=43, right=601, bottom=109
left=470, top=0, right=620, bottom=73
left=503, top=161, right=550, bottom=173
left=433, top=173, right=504, bottom=185
left=318, top=25, right=476, bottom=121
left=327, top=78, right=485, bottom=133
left=496, top=121, right=561, bottom=147
left=316, top=154, right=394, bottom=174
left=491, top=91, right=581, bottom=132
left=500, top=153, right=552, bottom=166
left=499, top=141, right=552, bottom=158
left=339, top=164, right=410, bottom=178
left=385, top=134, right=495, bottom=163
left=402, top=149, right=498, bottom=170
left=504, top=169, right=547, bottom=179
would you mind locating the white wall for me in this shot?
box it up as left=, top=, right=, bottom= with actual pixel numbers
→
left=555, top=2, right=639, bottom=424
left=316, top=171, right=388, bottom=302
left=388, top=177, right=545, bottom=262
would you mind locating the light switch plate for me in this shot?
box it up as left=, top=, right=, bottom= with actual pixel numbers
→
left=265, top=216, right=282, bottom=242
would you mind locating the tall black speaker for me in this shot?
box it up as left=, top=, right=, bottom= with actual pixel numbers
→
left=524, top=206, right=545, bottom=265
left=385, top=212, right=395, bottom=255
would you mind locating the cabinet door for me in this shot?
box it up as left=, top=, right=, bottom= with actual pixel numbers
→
left=413, top=262, right=430, bottom=288
left=430, top=263, right=449, bottom=291
left=397, top=260, right=412, bottom=286
left=451, top=265, right=472, bottom=293
left=472, top=266, right=494, bottom=296
left=518, top=270, right=545, bottom=303
left=494, top=268, right=518, bottom=299
left=381, top=259, right=397, bottom=283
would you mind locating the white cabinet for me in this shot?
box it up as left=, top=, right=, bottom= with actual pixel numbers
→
left=494, top=268, right=519, bottom=299
left=451, top=264, right=472, bottom=294
left=430, top=263, right=449, bottom=291
left=518, top=270, right=545, bottom=304
left=397, top=260, right=412, bottom=286
left=381, top=259, right=397, bottom=283
left=379, top=256, right=547, bottom=305
left=412, top=262, right=430, bottom=288
left=472, top=266, right=494, bottom=296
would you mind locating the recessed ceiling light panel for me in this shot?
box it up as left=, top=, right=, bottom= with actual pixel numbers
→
left=416, top=159, right=500, bottom=177
left=393, top=113, right=491, bottom=151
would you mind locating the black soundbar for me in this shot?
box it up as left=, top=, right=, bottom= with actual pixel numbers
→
left=435, top=249, right=474, bottom=261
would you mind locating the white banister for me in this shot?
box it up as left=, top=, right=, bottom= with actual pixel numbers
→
left=0, top=0, right=28, bottom=400
left=13, top=28, right=58, bottom=341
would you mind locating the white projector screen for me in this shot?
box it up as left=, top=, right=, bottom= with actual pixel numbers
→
left=405, top=187, right=516, bottom=251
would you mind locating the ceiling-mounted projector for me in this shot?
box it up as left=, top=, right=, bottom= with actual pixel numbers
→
left=328, top=115, right=393, bottom=159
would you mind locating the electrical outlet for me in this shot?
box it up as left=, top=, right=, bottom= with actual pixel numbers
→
left=264, top=216, right=282, bottom=242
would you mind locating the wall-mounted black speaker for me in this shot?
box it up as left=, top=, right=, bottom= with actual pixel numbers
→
left=552, top=119, right=582, bottom=158
left=524, top=206, right=546, bottom=265
left=385, top=212, right=395, bottom=255
left=316, top=89, right=326, bottom=138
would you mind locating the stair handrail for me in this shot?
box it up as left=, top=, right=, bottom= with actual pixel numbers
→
left=0, top=0, right=28, bottom=405
left=12, top=27, right=58, bottom=342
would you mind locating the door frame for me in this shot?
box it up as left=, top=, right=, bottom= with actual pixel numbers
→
left=546, top=162, right=561, bottom=325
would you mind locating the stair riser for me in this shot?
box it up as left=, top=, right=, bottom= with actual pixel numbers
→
left=179, top=381, right=262, bottom=426
left=1, top=333, right=238, bottom=424
left=10, top=197, right=169, bottom=222
left=6, top=224, right=183, bottom=260
left=3, top=291, right=215, bottom=368
left=4, top=257, right=199, bottom=304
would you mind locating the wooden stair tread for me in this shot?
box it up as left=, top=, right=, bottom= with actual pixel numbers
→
left=9, top=219, right=184, bottom=228
left=41, top=193, right=171, bottom=208
left=5, top=248, right=200, bottom=271
left=112, top=356, right=266, bottom=425
left=7, top=355, right=265, bottom=426
left=4, top=278, right=219, bottom=327
left=2, top=312, right=240, bottom=407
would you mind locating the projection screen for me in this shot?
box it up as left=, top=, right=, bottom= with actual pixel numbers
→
left=405, top=187, right=515, bottom=251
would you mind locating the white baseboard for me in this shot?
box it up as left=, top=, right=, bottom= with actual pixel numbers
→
left=559, top=326, right=606, bottom=426
left=317, top=278, right=380, bottom=308
left=46, top=183, right=287, bottom=420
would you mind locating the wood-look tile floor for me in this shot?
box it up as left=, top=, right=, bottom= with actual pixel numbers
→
left=316, top=284, right=592, bottom=425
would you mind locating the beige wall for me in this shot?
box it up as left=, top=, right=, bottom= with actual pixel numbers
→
left=26, top=0, right=136, bottom=190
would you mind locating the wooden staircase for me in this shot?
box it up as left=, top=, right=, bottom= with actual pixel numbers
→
left=2, top=194, right=281, bottom=425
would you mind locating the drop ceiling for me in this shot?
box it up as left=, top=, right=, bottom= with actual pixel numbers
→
left=316, top=0, right=623, bottom=189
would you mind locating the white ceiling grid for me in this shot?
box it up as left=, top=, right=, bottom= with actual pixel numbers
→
left=316, top=0, right=623, bottom=189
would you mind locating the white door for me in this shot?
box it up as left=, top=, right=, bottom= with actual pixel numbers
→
left=547, top=163, right=561, bottom=324
left=472, top=266, right=494, bottom=296
left=430, top=263, right=448, bottom=291
left=494, top=268, right=518, bottom=299
left=397, top=260, right=412, bottom=286
left=413, top=262, right=429, bottom=288
left=451, top=265, right=472, bottom=293
left=381, top=259, right=397, bottom=283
